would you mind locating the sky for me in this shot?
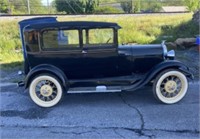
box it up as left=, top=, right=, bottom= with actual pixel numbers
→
left=41, top=0, right=53, bottom=6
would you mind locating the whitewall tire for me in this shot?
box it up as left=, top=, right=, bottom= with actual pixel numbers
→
left=29, top=74, right=63, bottom=107
left=153, top=69, right=188, bottom=104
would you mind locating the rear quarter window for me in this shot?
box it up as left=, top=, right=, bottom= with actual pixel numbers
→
left=24, top=31, right=39, bottom=52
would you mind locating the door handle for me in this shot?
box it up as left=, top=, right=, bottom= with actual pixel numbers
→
left=82, top=50, right=87, bottom=54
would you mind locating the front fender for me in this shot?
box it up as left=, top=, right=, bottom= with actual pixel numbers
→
left=125, top=60, right=193, bottom=91
left=145, top=60, right=194, bottom=83
left=25, top=64, right=68, bottom=90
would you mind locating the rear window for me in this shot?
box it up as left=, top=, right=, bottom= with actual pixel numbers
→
left=42, top=29, right=80, bottom=50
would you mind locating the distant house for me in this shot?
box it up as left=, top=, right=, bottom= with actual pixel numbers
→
left=161, top=6, right=188, bottom=12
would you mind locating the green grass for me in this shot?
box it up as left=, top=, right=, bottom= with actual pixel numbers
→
left=0, top=19, right=23, bottom=64
left=0, top=13, right=198, bottom=65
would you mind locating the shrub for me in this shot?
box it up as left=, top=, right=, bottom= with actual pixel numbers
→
left=95, top=6, right=123, bottom=14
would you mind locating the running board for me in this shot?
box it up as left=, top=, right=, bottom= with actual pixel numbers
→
left=67, top=86, right=122, bottom=93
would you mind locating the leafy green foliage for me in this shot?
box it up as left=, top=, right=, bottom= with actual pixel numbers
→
left=95, top=6, right=123, bottom=13
left=0, top=0, right=9, bottom=13
left=55, top=0, right=99, bottom=14
left=0, top=20, right=23, bottom=63
left=84, top=0, right=99, bottom=13
left=120, top=0, right=132, bottom=13
left=0, top=0, right=48, bottom=14
left=133, top=0, right=141, bottom=13
left=141, top=0, right=162, bottom=12
left=120, top=0, right=163, bottom=13
left=55, top=0, right=84, bottom=14
left=184, top=0, right=199, bottom=12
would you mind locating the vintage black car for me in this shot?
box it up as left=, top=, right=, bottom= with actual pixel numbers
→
left=18, top=17, right=193, bottom=107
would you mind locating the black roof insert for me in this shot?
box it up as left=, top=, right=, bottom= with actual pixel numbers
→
left=27, top=21, right=121, bottom=30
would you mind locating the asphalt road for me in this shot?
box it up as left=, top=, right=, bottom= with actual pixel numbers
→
left=0, top=81, right=199, bottom=139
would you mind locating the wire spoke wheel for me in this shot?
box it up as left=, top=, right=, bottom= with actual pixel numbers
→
left=35, top=80, right=58, bottom=102
left=160, top=75, right=182, bottom=98
left=153, top=70, right=188, bottom=104
left=29, top=74, right=63, bottom=107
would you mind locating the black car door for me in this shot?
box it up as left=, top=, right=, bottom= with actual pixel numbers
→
left=80, top=28, right=118, bottom=78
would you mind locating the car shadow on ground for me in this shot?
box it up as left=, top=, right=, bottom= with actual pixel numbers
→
left=59, top=87, right=158, bottom=107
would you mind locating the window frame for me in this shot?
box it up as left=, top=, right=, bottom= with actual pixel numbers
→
left=82, top=28, right=117, bottom=49
left=24, top=30, right=40, bottom=53
left=40, top=28, right=81, bottom=51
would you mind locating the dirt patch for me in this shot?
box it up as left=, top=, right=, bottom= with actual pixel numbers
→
left=0, top=66, right=24, bottom=83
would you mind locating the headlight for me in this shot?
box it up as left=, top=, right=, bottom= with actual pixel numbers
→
left=166, top=50, right=175, bottom=59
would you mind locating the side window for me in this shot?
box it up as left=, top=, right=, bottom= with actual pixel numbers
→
left=83, top=28, right=114, bottom=47
left=42, top=29, right=79, bottom=50
left=24, top=31, right=39, bottom=52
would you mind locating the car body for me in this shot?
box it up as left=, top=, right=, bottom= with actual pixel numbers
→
left=18, top=17, right=193, bottom=107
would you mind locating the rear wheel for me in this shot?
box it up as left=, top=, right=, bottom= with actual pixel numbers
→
left=153, top=69, right=188, bottom=104
left=29, top=74, right=63, bottom=107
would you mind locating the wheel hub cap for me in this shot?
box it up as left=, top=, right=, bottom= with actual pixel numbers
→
left=164, top=80, right=177, bottom=93
left=40, top=85, right=53, bottom=97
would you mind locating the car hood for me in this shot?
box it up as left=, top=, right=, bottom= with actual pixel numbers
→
left=118, top=44, right=164, bottom=57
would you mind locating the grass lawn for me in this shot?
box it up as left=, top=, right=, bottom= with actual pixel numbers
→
left=0, top=13, right=198, bottom=65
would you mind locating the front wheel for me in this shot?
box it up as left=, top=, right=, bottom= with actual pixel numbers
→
left=153, top=69, right=188, bottom=104
left=29, top=74, right=63, bottom=107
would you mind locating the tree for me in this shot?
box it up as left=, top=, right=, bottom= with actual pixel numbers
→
left=120, top=0, right=132, bottom=13
left=0, top=0, right=9, bottom=13
left=120, top=0, right=141, bottom=13
left=6, top=0, right=46, bottom=14
left=133, top=0, right=141, bottom=13
left=184, top=0, right=199, bottom=12
left=54, top=0, right=99, bottom=14
left=141, top=0, right=162, bottom=12
left=84, top=0, right=99, bottom=13
left=55, top=0, right=84, bottom=14
left=150, top=2, right=162, bottom=12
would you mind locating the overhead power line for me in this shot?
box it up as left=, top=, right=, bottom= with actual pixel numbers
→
left=65, top=0, right=77, bottom=14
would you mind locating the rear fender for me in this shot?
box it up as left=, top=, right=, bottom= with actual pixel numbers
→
left=25, top=64, right=68, bottom=90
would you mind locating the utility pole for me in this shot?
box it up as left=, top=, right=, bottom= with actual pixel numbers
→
left=47, top=0, right=50, bottom=14
left=131, top=0, right=134, bottom=13
left=8, top=0, right=12, bottom=14
left=27, top=0, right=30, bottom=14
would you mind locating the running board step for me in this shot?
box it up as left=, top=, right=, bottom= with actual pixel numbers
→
left=67, top=86, right=121, bottom=93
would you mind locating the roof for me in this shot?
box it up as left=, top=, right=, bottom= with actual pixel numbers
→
left=25, top=21, right=121, bottom=31
left=19, top=17, right=57, bottom=31
left=161, top=6, right=188, bottom=12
